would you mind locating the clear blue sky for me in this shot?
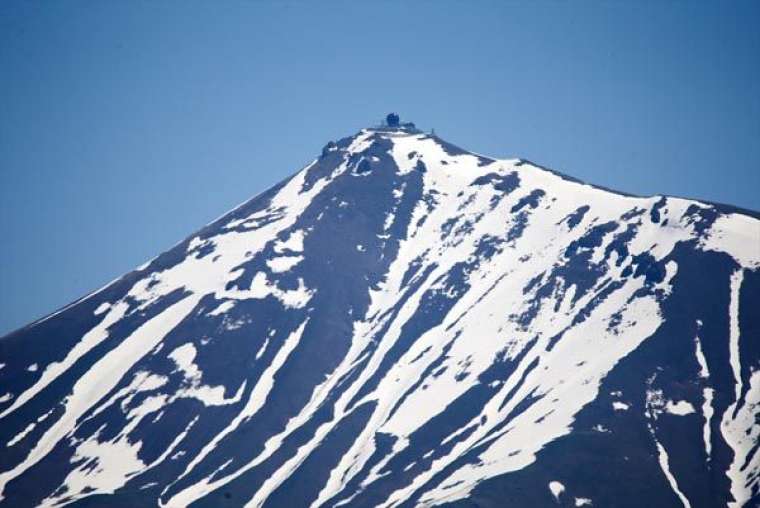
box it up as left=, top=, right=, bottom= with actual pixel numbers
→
left=1, top=1, right=759, bottom=336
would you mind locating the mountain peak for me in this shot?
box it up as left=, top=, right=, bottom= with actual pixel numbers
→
left=0, top=119, right=758, bottom=507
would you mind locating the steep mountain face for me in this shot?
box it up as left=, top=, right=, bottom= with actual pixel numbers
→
left=1, top=122, right=759, bottom=508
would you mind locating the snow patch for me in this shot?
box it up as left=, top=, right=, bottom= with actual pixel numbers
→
left=548, top=481, right=565, bottom=502
left=94, top=302, right=111, bottom=315
left=701, top=213, right=760, bottom=269
left=275, top=230, right=305, bottom=254
left=208, top=300, right=235, bottom=317
left=665, top=400, right=695, bottom=416
left=266, top=255, right=304, bottom=273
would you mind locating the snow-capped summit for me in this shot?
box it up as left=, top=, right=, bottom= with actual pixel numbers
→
left=0, top=121, right=758, bottom=507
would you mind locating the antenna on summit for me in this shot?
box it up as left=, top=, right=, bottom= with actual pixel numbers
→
left=371, top=113, right=421, bottom=134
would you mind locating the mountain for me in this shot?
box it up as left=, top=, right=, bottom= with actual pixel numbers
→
left=1, top=118, right=759, bottom=508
